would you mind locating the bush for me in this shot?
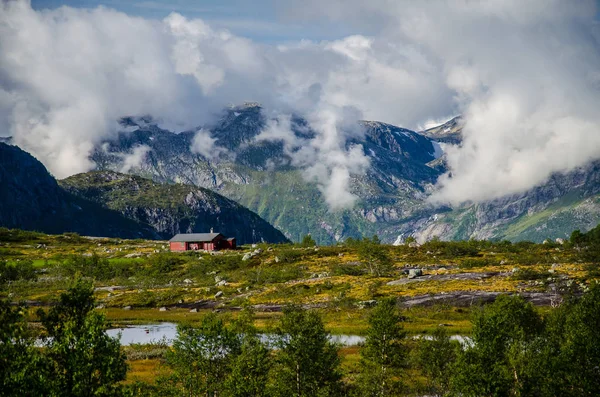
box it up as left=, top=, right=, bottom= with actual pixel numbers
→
left=147, top=253, right=185, bottom=274
left=511, top=268, right=548, bottom=281
left=330, top=263, right=365, bottom=276
left=61, top=254, right=113, bottom=280
left=0, top=260, right=37, bottom=284
left=299, top=234, right=316, bottom=247
left=460, top=257, right=500, bottom=269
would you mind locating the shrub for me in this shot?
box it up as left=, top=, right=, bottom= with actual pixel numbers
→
left=511, top=268, right=548, bottom=281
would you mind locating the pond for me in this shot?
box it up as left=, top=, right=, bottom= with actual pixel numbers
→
left=107, top=323, right=366, bottom=346
left=107, top=323, right=471, bottom=347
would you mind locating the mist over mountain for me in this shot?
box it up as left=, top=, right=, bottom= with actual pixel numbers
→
left=86, top=104, right=600, bottom=244
left=2, top=1, right=600, bottom=211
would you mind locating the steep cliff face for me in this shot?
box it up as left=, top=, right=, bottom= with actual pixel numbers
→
left=59, top=171, right=289, bottom=244
left=0, top=143, right=158, bottom=238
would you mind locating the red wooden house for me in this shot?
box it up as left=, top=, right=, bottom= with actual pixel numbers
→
left=169, top=232, right=236, bottom=252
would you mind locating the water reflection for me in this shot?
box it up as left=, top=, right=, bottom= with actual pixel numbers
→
left=107, top=323, right=366, bottom=346
left=107, top=323, right=471, bottom=347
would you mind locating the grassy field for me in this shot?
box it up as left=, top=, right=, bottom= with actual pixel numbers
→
left=3, top=227, right=597, bottom=393
left=2, top=228, right=593, bottom=334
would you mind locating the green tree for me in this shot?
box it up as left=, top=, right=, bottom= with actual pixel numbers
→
left=38, top=276, right=127, bottom=397
left=450, top=295, right=544, bottom=397
left=271, top=305, right=343, bottom=397
left=166, top=313, right=241, bottom=397
left=300, top=234, right=316, bottom=248
left=357, top=298, right=407, bottom=397
left=225, top=306, right=272, bottom=397
left=551, top=283, right=600, bottom=396
left=414, top=327, right=458, bottom=396
left=0, top=301, right=50, bottom=396
left=225, top=337, right=272, bottom=397
left=357, top=236, right=393, bottom=277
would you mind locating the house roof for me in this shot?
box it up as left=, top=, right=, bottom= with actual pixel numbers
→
left=169, top=233, right=223, bottom=242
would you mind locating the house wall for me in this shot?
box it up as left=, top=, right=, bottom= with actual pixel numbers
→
left=223, top=239, right=236, bottom=249
left=170, top=235, right=235, bottom=252
left=170, top=242, right=187, bottom=252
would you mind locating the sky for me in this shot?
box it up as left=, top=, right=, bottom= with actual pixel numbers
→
left=30, top=0, right=369, bottom=42
left=3, top=0, right=600, bottom=209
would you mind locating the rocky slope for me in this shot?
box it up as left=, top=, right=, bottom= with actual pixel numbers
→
left=0, top=142, right=158, bottom=239
left=91, top=104, right=443, bottom=244
left=60, top=171, right=289, bottom=244
left=411, top=161, right=600, bottom=243
left=87, top=105, right=600, bottom=244
left=419, top=116, right=463, bottom=145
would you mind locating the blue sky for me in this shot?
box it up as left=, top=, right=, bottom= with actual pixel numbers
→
left=30, top=0, right=367, bottom=42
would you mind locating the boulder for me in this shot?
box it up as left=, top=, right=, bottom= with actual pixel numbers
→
left=159, top=307, right=168, bottom=312
left=408, top=268, right=423, bottom=279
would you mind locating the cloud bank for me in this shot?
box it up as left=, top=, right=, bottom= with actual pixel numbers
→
left=1, top=0, right=600, bottom=208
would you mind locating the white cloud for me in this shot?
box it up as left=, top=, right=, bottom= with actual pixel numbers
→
left=1, top=0, right=600, bottom=210
left=190, top=128, right=227, bottom=161
left=283, top=0, right=600, bottom=205
left=120, top=144, right=151, bottom=173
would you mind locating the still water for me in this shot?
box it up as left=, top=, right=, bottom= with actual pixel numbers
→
left=107, top=323, right=365, bottom=346
left=107, top=323, right=470, bottom=347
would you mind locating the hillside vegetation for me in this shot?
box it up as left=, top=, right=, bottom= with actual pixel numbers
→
left=1, top=225, right=600, bottom=395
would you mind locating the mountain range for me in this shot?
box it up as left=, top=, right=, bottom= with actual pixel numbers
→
left=87, top=104, right=600, bottom=244
left=0, top=142, right=288, bottom=244
left=3, top=104, right=599, bottom=244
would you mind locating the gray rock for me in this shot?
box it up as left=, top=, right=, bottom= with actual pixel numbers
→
left=123, top=306, right=132, bottom=310
left=408, top=268, right=423, bottom=279
left=215, top=280, right=228, bottom=287
left=183, top=278, right=194, bottom=285
left=357, top=300, right=377, bottom=309
left=242, top=253, right=253, bottom=261
left=214, top=291, right=224, bottom=298
left=190, top=308, right=198, bottom=313
left=159, top=307, right=168, bottom=312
